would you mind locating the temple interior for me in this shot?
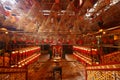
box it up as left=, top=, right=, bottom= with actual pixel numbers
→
left=0, top=0, right=120, bottom=80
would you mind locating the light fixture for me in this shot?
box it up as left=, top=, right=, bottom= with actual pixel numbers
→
left=114, top=35, right=118, bottom=40
left=99, top=29, right=103, bottom=32
left=5, top=31, right=8, bottom=34
left=103, top=31, right=106, bottom=34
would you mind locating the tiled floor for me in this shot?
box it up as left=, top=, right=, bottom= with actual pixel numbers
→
left=28, top=54, right=85, bottom=80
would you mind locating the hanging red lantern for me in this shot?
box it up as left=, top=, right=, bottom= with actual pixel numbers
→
left=5, top=11, right=10, bottom=16
left=42, top=39, right=44, bottom=44
left=55, top=0, right=59, bottom=3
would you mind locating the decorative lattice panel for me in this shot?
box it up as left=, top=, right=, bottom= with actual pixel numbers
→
left=0, top=73, right=26, bottom=80
left=87, top=71, right=120, bottom=80
left=0, top=67, right=27, bottom=80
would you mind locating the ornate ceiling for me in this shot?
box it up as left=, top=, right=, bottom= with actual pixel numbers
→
left=0, top=0, right=120, bottom=45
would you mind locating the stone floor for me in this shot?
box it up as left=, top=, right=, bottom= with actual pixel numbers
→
left=28, top=54, right=85, bottom=80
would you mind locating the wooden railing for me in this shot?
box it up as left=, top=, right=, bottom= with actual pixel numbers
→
left=73, top=52, right=92, bottom=65
left=0, top=46, right=41, bottom=67
left=101, top=51, right=120, bottom=64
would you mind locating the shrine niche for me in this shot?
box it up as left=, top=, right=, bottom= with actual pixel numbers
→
left=52, top=45, right=63, bottom=58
